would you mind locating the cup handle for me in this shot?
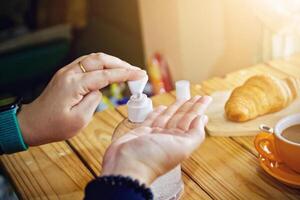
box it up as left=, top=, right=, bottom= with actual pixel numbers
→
left=254, top=131, right=282, bottom=162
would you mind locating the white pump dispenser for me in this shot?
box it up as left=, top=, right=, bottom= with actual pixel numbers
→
left=127, top=76, right=153, bottom=123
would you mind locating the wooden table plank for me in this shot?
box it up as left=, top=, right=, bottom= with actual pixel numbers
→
left=183, top=137, right=300, bottom=199
left=0, top=142, right=94, bottom=200
left=68, top=109, right=124, bottom=175
left=181, top=173, right=212, bottom=200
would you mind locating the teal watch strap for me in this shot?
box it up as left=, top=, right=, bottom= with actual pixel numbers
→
left=0, top=107, right=28, bottom=154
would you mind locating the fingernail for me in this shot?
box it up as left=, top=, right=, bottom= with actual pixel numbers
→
left=194, top=95, right=201, bottom=99
left=136, top=70, right=147, bottom=77
left=201, top=115, right=209, bottom=125
left=201, top=96, right=213, bottom=105
left=191, top=95, right=201, bottom=102
left=157, top=105, right=167, bottom=110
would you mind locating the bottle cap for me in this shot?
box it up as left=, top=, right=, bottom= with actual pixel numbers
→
left=128, top=76, right=148, bottom=95
left=127, top=94, right=153, bottom=123
left=175, top=80, right=191, bottom=101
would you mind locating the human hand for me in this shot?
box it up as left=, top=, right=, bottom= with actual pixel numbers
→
left=18, top=53, right=146, bottom=146
left=101, top=95, right=212, bottom=186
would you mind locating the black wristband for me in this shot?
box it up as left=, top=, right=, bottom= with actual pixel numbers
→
left=85, top=175, right=153, bottom=200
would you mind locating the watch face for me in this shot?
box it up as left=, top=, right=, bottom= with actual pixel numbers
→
left=0, top=96, right=19, bottom=112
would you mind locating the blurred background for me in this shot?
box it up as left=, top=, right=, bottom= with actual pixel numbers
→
left=1, top=0, right=300, bottom=103
left=0, top=0, right=300, bottom=199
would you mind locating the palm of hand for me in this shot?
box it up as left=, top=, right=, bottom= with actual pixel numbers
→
left=102, top=96, right=211, bottom=185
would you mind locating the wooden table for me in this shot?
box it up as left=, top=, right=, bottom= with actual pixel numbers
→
left=2, top=56, right=300, bottom=200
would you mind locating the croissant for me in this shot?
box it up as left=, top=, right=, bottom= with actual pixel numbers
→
left=225, top=75, right=300, bottom=122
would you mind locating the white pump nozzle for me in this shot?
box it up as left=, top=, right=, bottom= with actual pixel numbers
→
left=128, top=76, right=148, bottom=95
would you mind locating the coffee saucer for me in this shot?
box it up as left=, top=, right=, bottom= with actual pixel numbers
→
left=259, top=155, right=300, bottom=188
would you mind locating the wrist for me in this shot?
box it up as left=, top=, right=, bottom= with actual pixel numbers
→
left=102, top=161, right=156, bottom=186
left=17, top=104, right=35, bottom=146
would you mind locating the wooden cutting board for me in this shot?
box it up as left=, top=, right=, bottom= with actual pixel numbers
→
left=206, top=91, right=300, bottom=136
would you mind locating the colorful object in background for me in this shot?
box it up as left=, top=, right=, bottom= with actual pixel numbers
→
left=95, top=95, right=114, bottom=112
left=95, top=83, right=130, bottom=112
left=147, top=53, right=173, bottom=95
left=109, top=83, right=128, bottom=106
left=143, top=82, right=152, bottom=97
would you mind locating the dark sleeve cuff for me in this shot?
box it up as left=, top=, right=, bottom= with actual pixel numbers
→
left=84, top=175, right=153, bottom=200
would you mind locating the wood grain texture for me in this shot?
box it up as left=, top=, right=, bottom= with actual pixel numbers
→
left=68, top=109, right=124, bottom=175
left=0, top=142, right=93, bottom=200
left=181, top=173, right=212, bottom=200
left=182, top=136, right=300, bottom=199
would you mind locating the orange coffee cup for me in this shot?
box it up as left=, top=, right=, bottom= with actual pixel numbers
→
left=254, top=113, right=300, bottom=173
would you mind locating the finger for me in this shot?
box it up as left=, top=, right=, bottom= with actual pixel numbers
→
left=79, top=68, right=147, bottom=93
left=68, top=55, right=88, bottom=66
left=168, top=115, right=206, bottom=159
left=166, top=96, right=201, bottom=129
left=155, top=116, right=207, bottom=159
left=71, top=90, right=102, bottom=125
left=175, top=95, right=201, bottom=114
left=190, top=96, right=212, bottom=115
left=69, top=53, right=141, bottom=73
left=189, top=115, right=208, bottom=130
left=151, top=100, right=185, bottom=128
left=57, top=55, right=88, bottom=73
left=78, top=53, right=105, bottom=72
left=176, top=96, right=212, bottom=131
left=189, top=115, right=207, bottom=141
left=95, top=53, right=141, bottom=70
left=142, top=106, right=167, bottom=126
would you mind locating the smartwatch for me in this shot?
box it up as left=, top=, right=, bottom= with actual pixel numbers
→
left=0, top=96, right=28, bottom=154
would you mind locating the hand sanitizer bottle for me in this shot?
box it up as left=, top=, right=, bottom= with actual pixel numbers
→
left=112, top=76, right=190, bottom=200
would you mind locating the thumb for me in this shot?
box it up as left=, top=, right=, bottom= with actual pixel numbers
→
left=73, top=90, right=102, bottom=119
